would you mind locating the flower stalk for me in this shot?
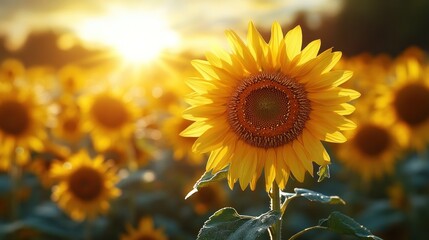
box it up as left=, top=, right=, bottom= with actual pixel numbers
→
left=270, top=183, right=282, bottom=240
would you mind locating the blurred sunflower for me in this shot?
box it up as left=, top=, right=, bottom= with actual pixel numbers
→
left=181, top=22, right=359, bottom=191
left=336, top=116, right=401, bottom=181
left=146, top=82, right=186, bottom=113
left=377, top=58, right=429, bottom=151
left=52, top=101, right=86, bottom=145
left=121, top=217, right=168, bottom=240
left=100, top=139, right=152, bottom=170
left=337, top=53, right=392, bottom=93
left=0, top=58, right=25, bottom=90
left=162, top=105, right=204, bottom=164
left=57, top=64, right=86, bottom=94
left=79, top=89, right=139, bottom=151
left=50, top=151, right=121, bottom=221
left=0, top=89, right=46, bottom=169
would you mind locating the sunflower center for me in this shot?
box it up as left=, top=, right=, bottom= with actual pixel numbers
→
left=62, top=116, right=79, bottom=133
left=227, top=72, right=311, bottom=148
left=68, top=166, right=103, bottom=201
left=91, top=95, right=128, bottom=129
left=353, top=124, right=390, bottom=157
left=0, top=100, right=30, bottom=136
left=393, top=83, right=429, bottom=126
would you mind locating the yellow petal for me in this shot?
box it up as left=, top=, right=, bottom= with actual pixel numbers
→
left=247, top=21, right=266, bottom=67
left=192, top=125, right=228, bottom=153
left=308, top=88, right=360, bottom=105
left=206, top=147, right=228, bottom=171
left=183, top=104, right=225, bottom=119
left=296, top=39, right=321, bottom=65
left=238, top=148, right=257, bottom=190
left=265, top=149, right=276, bottom=192
left=269, top=21, right=284, bottom=66
left=191, top=60, right=219, bottom=80
left=225, top=30, right=258, bottom=72
left=292, top=139, right=314, bottom=176
left=283, top=144, right=305, bottom=182
left=302, top=129, right=329, bottom=166
left=306, top=120, right=347, bottom=143
left=307, top=70, right=353, bottom=89
left=284, top=25, right=302, bottom=61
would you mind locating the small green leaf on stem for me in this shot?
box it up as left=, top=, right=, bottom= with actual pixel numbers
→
left=317, top=164, right=330, bottom=182
left=318, top=211, right=383, bottom=240
left=280, top=188, right=345, bottom=205
left=292, top=188, right=346, bottom=205
left=185, top=166, right=229, bottom=199
left=197, top=207, right=280, bottom=240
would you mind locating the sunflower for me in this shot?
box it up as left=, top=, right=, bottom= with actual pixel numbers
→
left=57, top=64, right=86, bottom=94
left=50, top=151, right=121, bottom=221
left=162, top=105, right=204, bottom=164
left=100, top=139, right=153, bottom=170
left=52, top=100, right=86, bottom=144
left=181, top=22, right=359, bottom=191
left=336, top=53, right=392, bottom=93
left=336, top=115, right=401, bottom=181
left=0, top=89, right=46, bottom=169
left=79, top=89, right=139, bottom=151
left=121, top=217, right=168, bottom=240
left=376, top=58, right=429, bottom=151
left=0, top=58, right=25, bottom=90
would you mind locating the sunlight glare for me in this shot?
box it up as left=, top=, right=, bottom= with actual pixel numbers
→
left=76, top=10, right=179, bottom=64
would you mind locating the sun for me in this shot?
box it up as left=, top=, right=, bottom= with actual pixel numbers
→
left=75, top=10, right=180, bottom=64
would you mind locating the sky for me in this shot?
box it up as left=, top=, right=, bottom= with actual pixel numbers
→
left=0, top=0, right=342, bottom=53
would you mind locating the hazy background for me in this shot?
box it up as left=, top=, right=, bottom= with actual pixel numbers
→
left=1, top=0, right=428, bottom=67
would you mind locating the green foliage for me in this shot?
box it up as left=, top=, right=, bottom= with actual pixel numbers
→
left=185, top=167, right=229, bottom=199
left=281, top=188, right=346, bottom=205
left=197, top=207, right=280, bottom=240
left=318, top=211, right=383, bottom=240
left=317, top=165, right=330, bottom=182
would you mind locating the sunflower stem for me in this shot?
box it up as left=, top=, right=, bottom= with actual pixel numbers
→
left=269, top=183, right=282, bottom=240
left=9, top=146, right=21, bottom=221
left=85, top=219, right=92, bottom=240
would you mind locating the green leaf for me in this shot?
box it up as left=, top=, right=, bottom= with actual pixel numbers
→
left=185, top=167, right=229, bottom=199
left=319, top=211, right=383, bottom=240
left=281, top=188, right=346, bottom=205
left=197, top=207, right=280, bottom=240
left=317, top=164, right=330, bottom=182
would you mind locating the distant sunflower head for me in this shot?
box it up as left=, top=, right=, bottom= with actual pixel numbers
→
left=336, top=118, right=401, bottom=181
left=0, top=90, right=46, bottom=168
left=379, top=58, right=429, bottom=151
left=181, top=22, right=359, bottom=191
left=58, top=65, right=85, bottom=94
left=53, top=102, right=86, bottom=143
left=50, top=151, right=121, bottom=221
left=121, top=217, right=168, bottom=240
left=0, top=59, right=25, bottom=86
left=80, top=90, right=139, bottom=151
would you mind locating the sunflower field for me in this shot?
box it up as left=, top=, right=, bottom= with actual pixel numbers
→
left=0, top=0, right=429, bottom=240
